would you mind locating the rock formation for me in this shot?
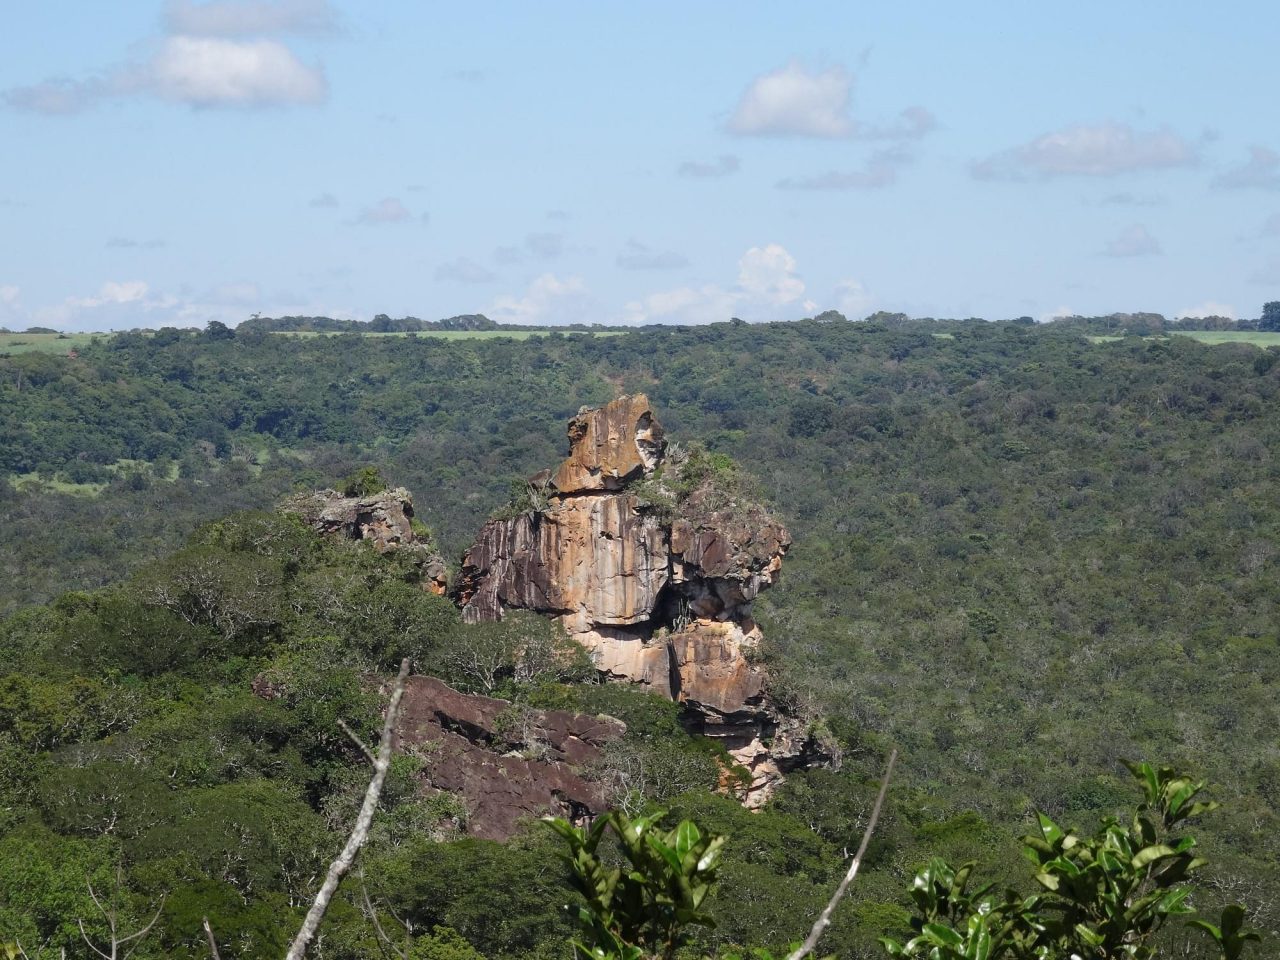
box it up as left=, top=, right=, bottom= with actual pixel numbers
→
left=393, top=676, right=625, bottom=839
left=282, top=486, right=448, bottom=594
left=456, top=395, right=829, bottom=804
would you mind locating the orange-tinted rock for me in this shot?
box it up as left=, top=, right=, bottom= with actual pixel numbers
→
left=552, top=394, right=665, bottom=493
left=455, top=396, right=828, bottom=806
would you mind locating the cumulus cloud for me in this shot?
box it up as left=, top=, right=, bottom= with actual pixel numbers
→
left=727, top=63, right=855, bottom=138
left=355, top=197, right=411, bottom=224
left=973, top=122, right=1196, bottom=179
left=0, top=285, right=19, bottom=309
left=834, top=279, right=874, bottom=318
left=434, top=257, right=497, bottom=284
left=777, top=147, right=909, bottom=190
left=1103, top=224, right=1162, bottom=257
left=69, top=280, right=151, bottom=309
left=677, top=155, right=741, bottom=178
left=489, top=273, right=594, bottom=325
left=1213, top=146, right=1280, bottom=190
left=149, top=36, right=325, bottom=106
left=309, top=192, right=338, bottom=208
left=5, top=7, right=329, bottom=113
left=164, top=0, right=340, bottom=37
left=1177, top=301, right=1235, bottom=320
left=616, top=240, right=689, bottom=271
left=618, top=243, right=808, bottom=325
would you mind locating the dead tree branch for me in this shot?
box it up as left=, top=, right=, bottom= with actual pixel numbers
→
left=787, top=747, right=898, bottom=960
left=77, top=871, right=165, bottom=960
left=200, top=917, right=222, bottom=960
left=285, top=657, right=411, bottom=960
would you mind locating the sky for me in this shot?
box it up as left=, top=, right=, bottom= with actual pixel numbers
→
left=2, top=1, right=1280, bottom=331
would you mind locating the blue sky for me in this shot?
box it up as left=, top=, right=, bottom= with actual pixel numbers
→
left=2, top=1, right=1279, bottom=330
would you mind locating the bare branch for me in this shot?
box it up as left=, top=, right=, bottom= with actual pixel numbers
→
left=285, top=658, right=412, bottom=960
left=118, top=898, right=166, bottom=960
left=78, top=919, right=113, bottom=960
left=787, top=748, right=898, bottom=960
left=201, top=917, right=222, bottom=960
left=338, top=719, right=377, bottom=765
left=360, top=876, right=409, bottom=960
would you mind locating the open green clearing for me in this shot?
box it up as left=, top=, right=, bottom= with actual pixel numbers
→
left=0, top=332, right=102, bottom=354
left=1173, top=330, right=1280, bottom=346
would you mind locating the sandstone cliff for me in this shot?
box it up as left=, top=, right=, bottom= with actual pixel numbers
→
left=282, top=486, right=448, bottom=594
left=456, top=395, right=829, bottom=804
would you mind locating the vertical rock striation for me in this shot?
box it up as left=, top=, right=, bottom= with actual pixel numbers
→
left=456, top=395, right=831, bottom=804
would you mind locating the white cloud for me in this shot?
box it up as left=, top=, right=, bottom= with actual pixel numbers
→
left=777, top=147, right=908, bottom=190
left=727, top=63, right=854, bottom=138
left=1103, top=224, right=1162, bottom=257
left=5, top=13, right=329, bottom=113
left=1213, top=147, right=1280, bottom=190
left=69, top=280, right=151, bottom=309
left=309, top=191, right=338, bottom=208
left=618, top=243, right=808, bottom=325
left=435, top=257, right=497, bottom=284
left=489, top=273, right=594, bottom=326
left=973, top=122, right=1196, bottom=179
left=1040, top=305, right=1075, bottom=323
left=738, top=243, right=805, bottom=305
left=677, top=155, right=741, bottom=178
left=834, top=279, right=873, bottom=318
left=164, top=0, right=340, bottom=37
left=1177, top=301, right=1235, bottom=319
left=355, top=197, right=411, bottom=224
left=616, top=240, right=689, bottom=271
left=150, top=36, right=326, bottom=106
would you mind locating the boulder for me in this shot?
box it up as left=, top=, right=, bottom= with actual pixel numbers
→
left=282, top=486, right=448, bottom=594
left=394, top=676, right=625, bottom=839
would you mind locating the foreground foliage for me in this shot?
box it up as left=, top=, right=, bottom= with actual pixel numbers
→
left=881, top=762, right=1259, bottom=960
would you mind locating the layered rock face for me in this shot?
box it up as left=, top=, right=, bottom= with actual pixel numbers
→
left=456, top=395, right=827, bottom=804
left=282, top=486, right=448, bottom=594
left=394, top=676, right=625, bottom=839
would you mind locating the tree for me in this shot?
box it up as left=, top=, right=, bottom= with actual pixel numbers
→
left=1260, top=301, right=1280, bottom=331
left=204, top=320, right=235, bottom=341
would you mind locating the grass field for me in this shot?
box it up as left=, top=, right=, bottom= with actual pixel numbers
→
left=1172, top=330, right=1280, bottom=346
left=0, top=332, right=103, bottom=354
left=270, top=329, right=626, bottom=341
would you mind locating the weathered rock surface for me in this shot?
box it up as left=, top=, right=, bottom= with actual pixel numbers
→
left=456, top=395, right=830, bottom=805
left=393, top=675, right=625, bottom=839
left=282, top=487, right=448, bottom=594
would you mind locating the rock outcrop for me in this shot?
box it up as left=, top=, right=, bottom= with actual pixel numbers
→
left=282, top=486, right=448, bottom=594
left=456, top=395, right=830, bottom=804
left=393, top=676, right=625, bottom=839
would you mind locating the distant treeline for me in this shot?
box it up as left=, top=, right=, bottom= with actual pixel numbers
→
left=850, top=307, right=1277, bottom=334
left=236, top=313, right=620, bottom=334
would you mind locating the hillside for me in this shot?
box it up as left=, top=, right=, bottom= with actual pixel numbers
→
left=1, top=318, right=1278, bottom=956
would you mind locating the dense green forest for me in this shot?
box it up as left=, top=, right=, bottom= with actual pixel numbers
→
left=1, top=317, right=1277, bottom=957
